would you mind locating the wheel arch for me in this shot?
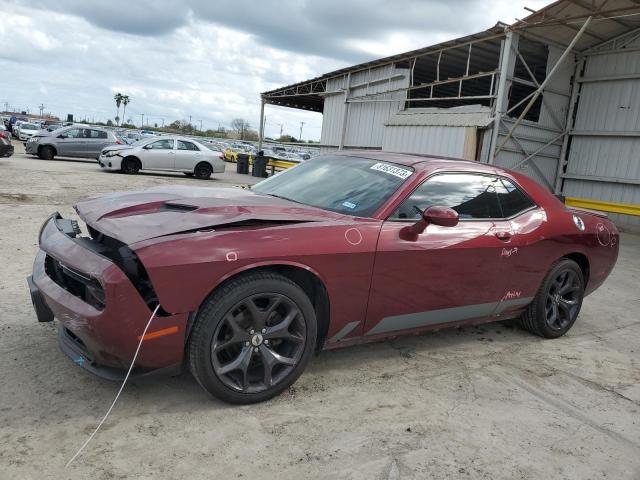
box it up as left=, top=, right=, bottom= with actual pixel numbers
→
left=38, top=143, right=57, bottom=156
left=186, top=262, right=331, bottom=354
left=122, top=154, right=141, bottom=166
left=562, top=252, right=590, bottom=287
left=195, top=160, right=213, bottom=171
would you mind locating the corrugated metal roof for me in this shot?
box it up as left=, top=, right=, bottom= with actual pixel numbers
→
left=385, top=105, right=493, bottom=127
left=512, top=0, right=640, bottom=52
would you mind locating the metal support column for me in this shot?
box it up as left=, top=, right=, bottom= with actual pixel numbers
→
left=554, top=58, right=584, bottom=194
left=339, top=72, right=351, bottom=150
left=488, top=31, right=517, bottom=164
left=258, top=97, right=265, bottom=152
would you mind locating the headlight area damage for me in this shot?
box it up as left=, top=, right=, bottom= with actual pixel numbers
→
left=27, top=212, right=188, bottom=381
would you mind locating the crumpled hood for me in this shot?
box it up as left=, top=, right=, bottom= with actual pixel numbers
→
left=102, top=144, right=133, bottom=153
left=75, top=185, right=344, bottom=245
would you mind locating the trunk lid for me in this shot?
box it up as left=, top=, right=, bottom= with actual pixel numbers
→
left=75, top=185, right=344, bottom=245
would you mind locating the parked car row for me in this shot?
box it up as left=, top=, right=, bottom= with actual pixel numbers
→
left=20, top=124, right=225, bottom=180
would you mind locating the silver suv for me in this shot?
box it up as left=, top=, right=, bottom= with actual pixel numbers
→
left=26, top=125, right=119, bottom=160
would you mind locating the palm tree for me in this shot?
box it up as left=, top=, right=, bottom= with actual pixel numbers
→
left=114, top=93, right=123, bottom=125
left=121, top=95, right=130, bottom=125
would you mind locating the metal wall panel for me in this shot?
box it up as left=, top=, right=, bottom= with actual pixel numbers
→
left=563, top=30, right=640, bottom=228
left=319, top=76, right=347, bottom=147
left=319, top=65, right=409, bottom=149
left=382, top=126, right=468, bottom=157
left=345, top=66, right=409, bottom=148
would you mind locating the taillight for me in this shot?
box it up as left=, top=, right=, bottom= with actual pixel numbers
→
left=115, top=139, right=122, bottom=144
left=0, top=132, right=5, bottom=139
left=219, top=154, right=224, bottom=160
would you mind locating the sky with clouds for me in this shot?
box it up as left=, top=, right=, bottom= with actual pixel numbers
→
left=1, top=0, right=549, bottom=140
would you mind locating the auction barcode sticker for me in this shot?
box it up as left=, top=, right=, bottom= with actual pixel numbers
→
left=370, top=163, right=412, bottom=180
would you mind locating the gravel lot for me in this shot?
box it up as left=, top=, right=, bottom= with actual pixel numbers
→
left=1, top=143, right=639, bottom=479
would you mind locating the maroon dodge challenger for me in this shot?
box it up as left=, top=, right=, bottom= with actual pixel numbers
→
left=28, top=152, right=619, bottom=403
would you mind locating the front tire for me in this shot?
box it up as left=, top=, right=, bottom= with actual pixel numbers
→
left=121, top=157, right=140, bottom=174
left=39, top=146, right=55, bottom=160
left=188, top=272, right=317, bottom=404
left=519, top=259, right=584, bottom=338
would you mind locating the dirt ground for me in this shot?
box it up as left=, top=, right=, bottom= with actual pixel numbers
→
left=1, top=144, right=639, bottom=479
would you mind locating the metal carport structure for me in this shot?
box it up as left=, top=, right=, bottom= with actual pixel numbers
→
left=260, top=0, right=640, bottom=228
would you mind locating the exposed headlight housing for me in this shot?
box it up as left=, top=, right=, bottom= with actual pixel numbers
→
left=104, top=150, right=121, bottom=157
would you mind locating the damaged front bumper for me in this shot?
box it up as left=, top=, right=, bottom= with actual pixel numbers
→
left=28, top=213, right=188, bottom=380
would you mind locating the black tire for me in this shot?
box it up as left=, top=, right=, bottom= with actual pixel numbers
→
left=183, top=172, right=194, bottom=177
left=188, top=272, right=317, bottom=404
left=194, top=162, right=213, bottom=180
left=121, top=157, right=140, bottom=175
left=519, top=258, right=584, bottom=338
left=39, top=146, right=55, bottom=160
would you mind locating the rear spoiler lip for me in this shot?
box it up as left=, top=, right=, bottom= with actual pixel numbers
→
left=555, top=194, right=610, bottom=219
left=566, top=205, right=609, bottom=219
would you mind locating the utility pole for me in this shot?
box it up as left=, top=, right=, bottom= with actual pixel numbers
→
left=189, top=115, right=192, bottom=133
left=299, top=121, right=305, bottom=142
left=279, top=123, right=283, bottom=138
left=140, top=113, right=144, bottom=127
left=199, top=119, right=203, bottom=131
left=38, top=104, right=45, bottom=117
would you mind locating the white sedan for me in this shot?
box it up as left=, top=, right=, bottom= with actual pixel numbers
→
left=99, top=136, right=226, bottom=179
left=18, top=123, right=44, bottom=142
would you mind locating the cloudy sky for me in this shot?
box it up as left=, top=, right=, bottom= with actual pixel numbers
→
left=1, top=0, right=549, bottom=140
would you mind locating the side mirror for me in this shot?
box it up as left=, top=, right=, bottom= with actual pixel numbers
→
left=58, top=134, right=67, bottom=139
left=142, top=144, right=152, bottom=149
left=400, top=206, right=459, bottom=241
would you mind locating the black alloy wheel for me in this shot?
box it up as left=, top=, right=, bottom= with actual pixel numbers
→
left=211, top=293, right=306, bottom=393
left=188, top=272, right=316, bottom=403
left=520, top=258, right=584, bottom=338
left=545, top=270, right=581, bottom=331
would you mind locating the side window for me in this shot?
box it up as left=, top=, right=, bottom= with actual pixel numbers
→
left=149, top=139, right=174, bottom=150
left=392, top=173, right=503, bottom=220
left=494, top=177, right=535, bottom=217
left=88, top=129, right=108, bottom=139
left=63, top=128, right=81, bottom=138
left=177, top=140, right=199, bottom=151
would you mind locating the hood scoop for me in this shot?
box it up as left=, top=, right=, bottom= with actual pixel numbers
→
left=160, top=202, right=199, bottom=212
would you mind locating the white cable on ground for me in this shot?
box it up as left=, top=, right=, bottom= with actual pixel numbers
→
left=66, top=304, right=161, bottom=468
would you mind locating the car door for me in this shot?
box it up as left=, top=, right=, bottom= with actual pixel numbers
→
left=364, top=172, right=519, bottom=337
left=140, top=139, right=175, bottom=170
left=56, top=128, right=85, bottom=157
left=84, top=129, right=110, bottom=158
left=174, top=140, right=202, bottom=171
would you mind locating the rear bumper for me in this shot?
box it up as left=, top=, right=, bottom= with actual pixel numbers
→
left=29, top=214, right=189, bottom=376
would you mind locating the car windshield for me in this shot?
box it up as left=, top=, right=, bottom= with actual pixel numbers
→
left=252, top=155, right=413, bottom=217
left=22, top=123, right=37, bottom=129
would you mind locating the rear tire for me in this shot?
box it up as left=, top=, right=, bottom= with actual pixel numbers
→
left=121, top=157, right=140, bottom=175
left=39, top=146, right=55, bottom=160
left=188, top=272, right=317, bottom=404
left=194, top=162, right=212, bottom=180
left=519, top=259, right=584, bottom=338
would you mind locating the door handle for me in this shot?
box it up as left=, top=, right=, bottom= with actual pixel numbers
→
left=495, top=231, right=513, bottom=241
